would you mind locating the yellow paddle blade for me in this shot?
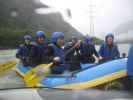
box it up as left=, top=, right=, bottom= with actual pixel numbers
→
left=25, top=74, right=42, bottom=87
left=0, top=60, right=17, bottom=74
left=24, top=64, right=49, bottom=80
left=24, top=63, right=53, bottom=87
left=23, top=68, right=36, bottom=81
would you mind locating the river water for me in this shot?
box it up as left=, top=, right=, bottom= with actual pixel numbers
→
left=0, top=44, right=132, bottom=100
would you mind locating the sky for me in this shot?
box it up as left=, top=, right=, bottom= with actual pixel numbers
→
left=35, top=0, right=133, bottom=40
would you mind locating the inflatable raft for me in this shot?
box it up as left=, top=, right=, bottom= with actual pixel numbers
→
left=15, top=58, right=127, bottom=89
left=15, top=63, right=96, bottom=78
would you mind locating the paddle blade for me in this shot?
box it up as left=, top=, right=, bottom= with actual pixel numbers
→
left=0, top=60, right=17, bottom=74
left=24, top=63, right=53, bottom=87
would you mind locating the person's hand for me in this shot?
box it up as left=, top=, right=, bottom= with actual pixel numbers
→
left=53, top=57, right=61, bottom=63
left=97, top=56, right=103, bottom=62
left=74, top=40, right=81, bottom=48
left=97, top=56, right=104, bottom=63
left=99, top=56, right=103, bottom=60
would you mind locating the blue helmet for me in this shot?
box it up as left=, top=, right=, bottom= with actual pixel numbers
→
left=105, top=33, right=114, bottom=40
left=36, top=31, right=45, bottom=38
left=24, top=35, right=32, bottom=40
left=84, top=36, right=92, bottom=44
left=51, top=32, right=64, bottom=43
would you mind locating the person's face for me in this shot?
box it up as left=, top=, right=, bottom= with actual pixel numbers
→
left=106, top=37, right=113, bottom=45
left=57, top=37, right=64, bottom=47
left=37, top=37, right=45, bottom=44
left=25, top=39, right=31, bottom=45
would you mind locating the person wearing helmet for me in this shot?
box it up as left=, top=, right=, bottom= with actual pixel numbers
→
left=35, top=31, right=46, bottom=44
left=99, top=33, right=120, bottom=62
left=80, top=36, right=100, bottom=64
left=64, top=36, right=81, bottom=71
left=16, top=34, right=34, bottom=66
left=49, top=32, right=66, bottom=74
left=30, top=31, right=52, bottom=66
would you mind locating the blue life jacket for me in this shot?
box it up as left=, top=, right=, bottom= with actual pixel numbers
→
left=99, top=43, right=120, bottom=60
left=127, top=44, right=133, bottom=78
left=80, top=42, right=95, bottom=56
left=49, top=43, right=66, bottom=74
left=50, top=43, right=65, bottom=64
left=80, top=42, right=99, bottom=63
left=16, top=44, right=33, bottom=58
left=16, top=44, right=34, bottom=66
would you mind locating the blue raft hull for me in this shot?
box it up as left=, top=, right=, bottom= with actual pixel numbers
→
left=15, top=58, right=127, bottom=89
left=15, top=63, right=96, bottom=78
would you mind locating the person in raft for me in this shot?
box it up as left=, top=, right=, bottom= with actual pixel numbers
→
left=16, top=34, right=34, bottom=66
left=99, top=33, right=120, bottom=62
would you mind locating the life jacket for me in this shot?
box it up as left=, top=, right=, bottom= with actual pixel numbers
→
left=30, top=42, right=51, bottom=66
left=16, top=43, right=35, bottom=66
left=80, top=42, right=97, bottom=63
left=99, top=43, right=120, bottom=61
left=80, top=42, right=95, bottom=56
left=50, top=43, right=65, bottom=64
left=17, top=44, right=33, bottom=57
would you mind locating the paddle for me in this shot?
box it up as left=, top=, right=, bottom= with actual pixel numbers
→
left=0, top=60, right=17, bottom=74
left=24, top=62, right=53, bottom=87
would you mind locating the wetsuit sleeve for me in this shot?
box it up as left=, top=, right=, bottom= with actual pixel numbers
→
left=16, top=45, right=23, bottom=59
left=46, top=45, right=55, bottom=62
left=99, top=44, right=104, bottom=57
